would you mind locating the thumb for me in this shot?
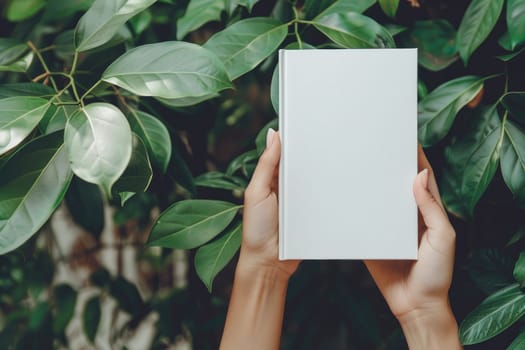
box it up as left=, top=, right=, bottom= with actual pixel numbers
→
left=413, top=169, right=449, bottom=231
left=246, top=128, right=281, bottom=201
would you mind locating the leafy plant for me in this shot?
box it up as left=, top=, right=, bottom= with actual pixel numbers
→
left=0, top=0, right=524, bottom=348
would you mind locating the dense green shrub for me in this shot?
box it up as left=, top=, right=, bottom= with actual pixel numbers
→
left=0, top=0, right=524, bottom=348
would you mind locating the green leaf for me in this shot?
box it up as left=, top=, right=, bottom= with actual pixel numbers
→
left=129, top=8, right=152, bottom=35
left=195, top=222, right=242, bottom=292
left=112, top=134, right=153, bottom=197
left=52, top=284, right=77, bottom=334
left=226, top=149, right=258, bottom=177
left=499, top=31, right=513, bottom=51
left=441, top=106, right=502, bottom=218
left=0, top=83, right=55, bottom=99
left=514, top=252, right=525, bottom=287
left=64, top=103, right=132, bottom=195
left=500, top=121, right=525, bottom=205
left=313, top=0, right=377, bottom=20
left=379, top=0, right=399, bottom=18
left=169, top=142, right=196, bottom=195
left=465, top=248, right=515, bottom=295
left=418, top=76, right=485, bottom=147
left=457, top=0, right=504, bottom=64
left=460, top=283, right=525, bottom=345
left=313, top=12, right=395, bottom=48
left=507, top=0, right=525, bottom=49
left=502, top=92, right=525, bottom=128
left=0, top=132, right=73, bottom=255
left=385, top=24, right=407, bottom=36
left=148, top=200, right=241, bottom=249
left=156, top=93, right=219, bottom=108
left=83, top=296, right=101, bottom=343
left=102, top=42, right=232, bottom=99
left=256, top=118, right=278, bottom=155
left=509, top=330, right=525, bottom=350
left=204, top=18, right=287, bottom=80
left=109, top=276, right=144, bottom=314
left=6, top=0, right=46, bottom=22
left=43, top=0, right=94, bottom=22
left=508, top=226, right=525, bottom=246
left=418, top=79, right=428, bottom=99
left=65, top=176, right=105, bottom=238
left=0, top=97, right=51, bottom=155
left=128, top=109, right=171, bottom=173
left=0, top=39, right=28, bottom=66
left=0, top=52, right=34, bottom=73
left=194, top=171, right=247, bottom=191
left=401, top=20, right=458, bottom=71
left=39, top=105, right=74, bottom=134
left=235, top=0, right=259, bottom=12
left=75, top=0, right=157, bottom=52
left=176, top=0, right=225, bottom=40
left=497, top=47, right=525, bottom=62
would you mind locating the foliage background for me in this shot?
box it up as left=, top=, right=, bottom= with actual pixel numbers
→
left=0, top=0, right=524, bottom=349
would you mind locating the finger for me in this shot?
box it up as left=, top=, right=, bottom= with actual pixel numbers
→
left=417, top=145, right=444, bottom=209
left=246, top=129, right=281, bottom=201
left=413, top=169, right=449, bottom=231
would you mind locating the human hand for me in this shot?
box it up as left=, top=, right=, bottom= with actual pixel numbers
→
left=365, top=146, right=461, bottom=349
left=238, top=128, right=300, bottom=279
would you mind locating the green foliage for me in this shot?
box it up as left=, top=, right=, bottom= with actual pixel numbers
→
left=0, top=0, right=525, bottom=347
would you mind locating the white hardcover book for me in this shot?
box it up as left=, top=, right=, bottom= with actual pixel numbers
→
left=279, top=48, right=418, bottom=260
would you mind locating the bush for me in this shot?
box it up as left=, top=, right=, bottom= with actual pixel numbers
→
left=0, top=0, right=524, bottom=348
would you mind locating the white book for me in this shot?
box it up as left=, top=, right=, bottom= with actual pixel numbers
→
left=279, top=48, right=418, bottom=260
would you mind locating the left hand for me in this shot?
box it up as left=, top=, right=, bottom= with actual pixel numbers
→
left=239, top=128, right=300, bottom=278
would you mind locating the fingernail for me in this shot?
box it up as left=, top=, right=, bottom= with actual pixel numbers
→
left=266, top=128, right=275, bottom=149
left=421, top=168, right=429, bottom=190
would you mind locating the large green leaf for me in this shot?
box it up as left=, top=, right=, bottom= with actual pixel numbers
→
left=0, top=39, right=28, bottom=66
left=509, top=331, right=525, bottom=350
left=102, top=42, right=232, bottom=99
left=401, top=20, right=458, bottom=71
left=464, top=248, right=515, bottom=295
left=507, top=0, right=525, bottom=49
left=109, top=276, right=144, bottom=315
left=43, top=0, right=94, bottom=22
left=195, top=222, right=242, bottom=292
left=313, top=0, right=376, bottom=20
left=0, top=132, right=73, bottom=255
left=128, top=109, right=171, bottom=173
left=226, top=149, right=258, bottom=177
left=457, top=0, right=504, bottom=64
left=0, top=52, right=33, bottom=73
left=379, top=0, right=399, bottom=18
left=6, top=0, right=46, bottom=22
left=176, top=0, right=225, bottom=40
left=112, top=134, right=153, bottom=199
left=500, top=121, right=525, bottom=205
left=312, top=12, right=395, bottom=48
left=502, top=92, right=525, bottom=128
left=460, top=283, right=525, bottom=345
left=64, top=103, right=132, bottom=195
left=441, top=106, right=502, bottom=218
left=65, top=176, right=105, bottom=238
left=75, top=0, right=157, bottom=52
left=0, top=97, right=51, bottom=155
left=514, top=251, right=525, bottom=287
left=418, top=76, right=485, bottom=147
left=52, top=284, right=77, bottom=334
left=39, top=105, right=76, bottom=135
left=204, top=18, right=288, bottom=80
left=0, top=83, right=55, bottom=99
left=148, top=200, right=241, bottom=249
left=83, top=296, right=101, bottom=343
left=194, top=171, right=247, bottom=191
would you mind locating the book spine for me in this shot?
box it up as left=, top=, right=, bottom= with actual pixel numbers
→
left=278, top=49, right=286, bottom=260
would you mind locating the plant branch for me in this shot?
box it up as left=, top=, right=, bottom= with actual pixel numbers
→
left=292, top=7, right=303, bottom=48
left=27, top=40, right=59, bottom=92
left=80, top=80, right=103, bottom=103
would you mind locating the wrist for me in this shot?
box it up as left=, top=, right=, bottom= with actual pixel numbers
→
left=398, top=303, right=462, bottom=350
left=236, top=249, right=292, bottom=286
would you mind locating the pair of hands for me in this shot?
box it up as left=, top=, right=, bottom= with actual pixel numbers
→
left=239, top=128, right=460, bottom=348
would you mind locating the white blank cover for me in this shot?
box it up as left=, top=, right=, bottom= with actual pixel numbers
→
left=279, top=49, right=418, bottom=260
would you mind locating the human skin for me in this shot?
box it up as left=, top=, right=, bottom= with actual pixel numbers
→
left=220, top=131, right=462, bottom=350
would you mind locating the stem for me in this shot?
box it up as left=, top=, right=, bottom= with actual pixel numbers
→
left=70, top=78, right=82, bottom=104
left=80, top=80, right=103, bottom=103
left=71, top=51, right=79, bottom=76
left=292, top=7, right=303, bottom=48
left=27, top=41, right=59, bottom=92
